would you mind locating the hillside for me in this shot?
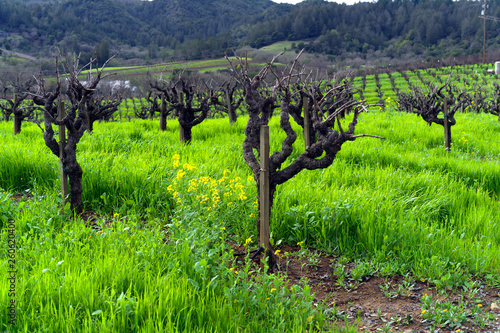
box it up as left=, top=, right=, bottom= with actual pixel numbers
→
left=0, top=0, right=499, bottom=70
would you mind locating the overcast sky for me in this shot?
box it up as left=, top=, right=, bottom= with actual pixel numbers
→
left=272, top=0, right=369, bottom=4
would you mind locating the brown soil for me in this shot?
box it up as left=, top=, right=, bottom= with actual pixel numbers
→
left=9, top=193, right=33, bottom=202
left=234, top=244, right=500, bottom=333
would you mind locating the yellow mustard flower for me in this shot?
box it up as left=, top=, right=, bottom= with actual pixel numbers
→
left=175, top=169, right=186, bottom=180
left=183, top=163, right=197, bottom=171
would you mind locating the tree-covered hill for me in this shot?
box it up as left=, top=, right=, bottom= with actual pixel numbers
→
left=0, top=0, right=290, bottom=60
left=247, top=0, right=495, bottom=59
left=0, top=0, right=498, bottom=66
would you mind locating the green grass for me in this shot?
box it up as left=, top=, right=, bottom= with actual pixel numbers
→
left=75, top=57, right=251, bottom=80
left=0, top=189, right=325, bottom=332
left=1, top=86, right=500, bottom=331
left=260, top=41, right=304, bottom=53
left=0, top=118, right=338, bottom=332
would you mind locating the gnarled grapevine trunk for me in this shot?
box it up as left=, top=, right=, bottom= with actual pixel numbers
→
left=397, top=78, right=469, bottom=151
left=227, top=51, right=384, bottom=271
left=151, top=79, right=212, bottom=144
left=33, top=55, right=119, bottom=214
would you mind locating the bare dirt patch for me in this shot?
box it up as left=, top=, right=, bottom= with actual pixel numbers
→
left=234, top=244, right=500, bottom=333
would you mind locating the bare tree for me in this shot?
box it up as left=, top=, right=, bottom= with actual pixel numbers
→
left=32, top=55, right=118, bottom=213
left=0, top=79, right=42, bottom=134
left=139, top=88, right=173, bottom=130
left=151, top=78, right=213, bottom=143
left=132, top=97, right=153, bottom=120
left=227, top=52, right=384, bottom=269
left=482, top=82, right=500, bottom=122
left=468, top=83, right=487, bottom=114
left=211, top=82, right=243, bottom=125
left=83, top=93, right=122, bottom=132
left=397, top=78, right=470, bottom=150
left=145, top=90, right=161, bottom=120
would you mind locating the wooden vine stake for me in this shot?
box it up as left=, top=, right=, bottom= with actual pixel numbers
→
left=226, top=89, right=234, bottom=125
left=160, top=94, right=167, bottom=131
left=303, top=96, right=311, bottom=149
left=259, top=125, right=270, bottom=255
left=178, top=91, right=185, bottom=142
left=58, top=101, right=69, bottom=209
left=13, top=94, right=20, bottom=135
left=443, top=99, right=451, bottom=152
left=120, top=99, right=124, bottom=122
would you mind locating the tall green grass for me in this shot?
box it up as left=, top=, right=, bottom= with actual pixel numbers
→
left=0, top=187, right=327, bottom=332
left=1, top=107, right=500, bottom=330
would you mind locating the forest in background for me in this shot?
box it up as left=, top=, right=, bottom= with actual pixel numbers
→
left=0, top=0, right=499, bottom=69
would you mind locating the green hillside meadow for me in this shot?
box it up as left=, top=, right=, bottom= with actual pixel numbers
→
left=1, top=65, right=500, bottom=331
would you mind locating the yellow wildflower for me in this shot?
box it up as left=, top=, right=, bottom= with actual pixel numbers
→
left=212, top=192, right=220, bottom=205
left=183, top=163, right=197, bottom=171
left=187, top=179, right=198, bottom=192
left=274, top=250, right=281, bottom=255
left=245, top=237, right=252, bottom=245
left=270, top=288, right=276, bottom=292
left=200, top=195, right=209, bottom=204
left=175, top=169, right=186, bottom=179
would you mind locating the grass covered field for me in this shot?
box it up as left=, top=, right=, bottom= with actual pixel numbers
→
left=1, top=108, right=500, bottom=331
left=76, top=57, right=258, bottom=80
